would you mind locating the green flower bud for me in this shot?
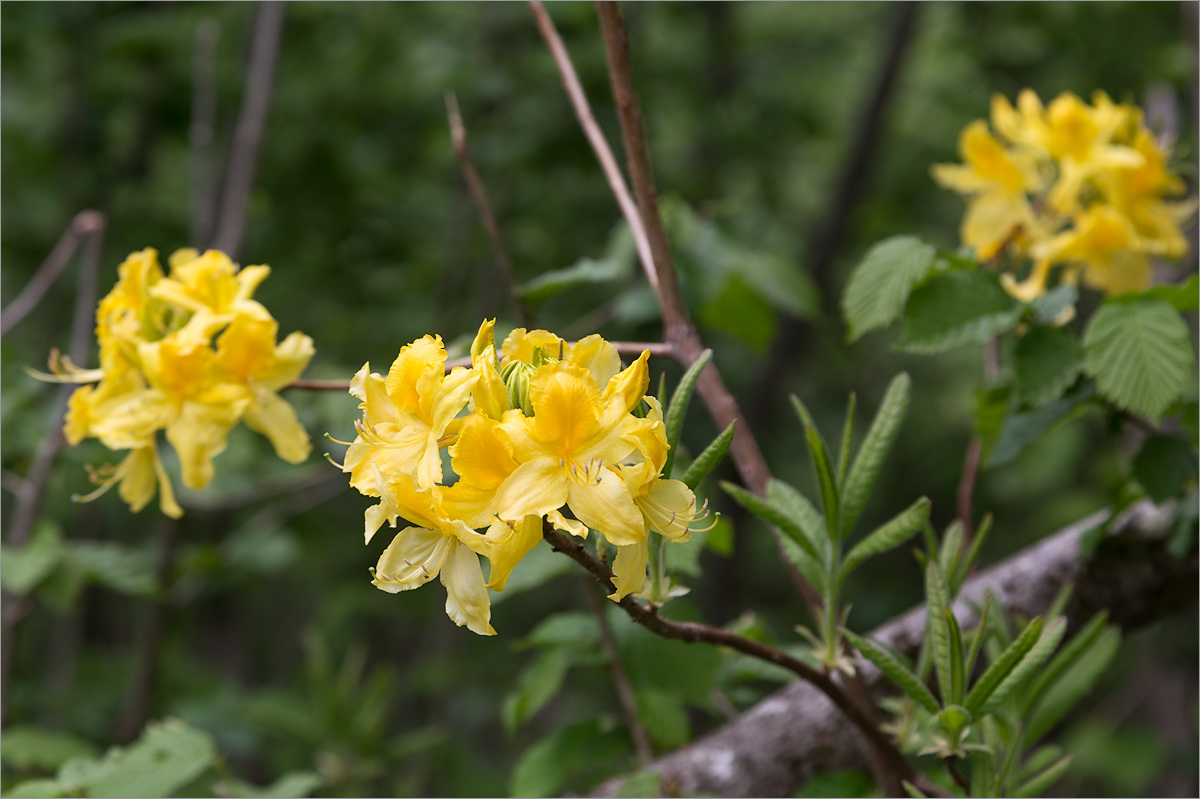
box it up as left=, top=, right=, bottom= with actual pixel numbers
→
left=501, top=358, right=536, bottom=416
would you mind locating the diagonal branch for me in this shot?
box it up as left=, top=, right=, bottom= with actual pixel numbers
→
left=2, top=210, right=105, bottom=338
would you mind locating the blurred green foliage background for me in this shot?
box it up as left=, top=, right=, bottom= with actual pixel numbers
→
left=2, top=3, right=1196, bottom=796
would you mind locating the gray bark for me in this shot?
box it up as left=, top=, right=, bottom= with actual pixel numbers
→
left=592, top=502, right=1198, bottom=797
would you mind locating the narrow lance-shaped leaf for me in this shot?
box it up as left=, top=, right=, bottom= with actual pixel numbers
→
left=843, top=628, right=940, bottom=714
left=981, top=616, right=1066, bottom=715
left=721, top=481, right=822, bottom=565
left=790, top=395, right=840, bottom=541
left=939, top=520, right=964, bottom=585
left=840, top=497, right=930, bottom=581
left=682, top=421, right=736, bottom=491
left=964, top=593, right=994, bottom=681
left=956, top=514, right=993, bottom=593
left=767, top=479, right=830, bottom=568
left=837, top=392, right=857, bottom=489
left=926, top=560, right=954, bottom=704
left=1026, top=627, right=1120, bottom=742
left=841, top=374, right=911, bottom=538
left=663, top=349, right=713, bottom=477
left=946, top=609, right=966, bottom=707
left=777, top=533, right=827, bottom=597
left=963, top=615, right=1044, bottom=716
left=1020, top=611, right=1109, bottom=716
left=1012, top=755, right=1073, bottom=799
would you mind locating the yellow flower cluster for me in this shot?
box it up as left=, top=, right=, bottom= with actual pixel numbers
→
left=339, top=321, right=708, bottom=635
left=932, top=89, right=1194, bottom=302
left=43, top=248, right=314, bottom=518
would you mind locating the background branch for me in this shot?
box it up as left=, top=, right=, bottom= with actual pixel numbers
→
left=590, top=501, right=1198, bottom=797
left=2, top=211, right=105, bottom=338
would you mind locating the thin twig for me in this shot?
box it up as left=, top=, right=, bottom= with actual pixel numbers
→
left=2, top=210, right=104, bottom=338
left=445, top=93, right=532, bottom=327
left=191, top=20, right=221, bottom=247
left=583, top=579, right=654, bottom=764
left=528, top=1, right=659, bottom=296
left=956, top=336, right=1000, bottom=542
left=944, top=757, right=970, bottom=792
left=2, top=211, right=106, bottom=725
left=210, top=1, right=286, bottom=258
left=542, top=524, right=935, bottom=794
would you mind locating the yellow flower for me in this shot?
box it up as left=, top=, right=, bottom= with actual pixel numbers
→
left=486, top=353, right=652, bottom=547
left=1033, top=205, right=1151, bottom=296
left=342, top=335, right=477, bottom=494
left=368, top=471, right=495, bottom=636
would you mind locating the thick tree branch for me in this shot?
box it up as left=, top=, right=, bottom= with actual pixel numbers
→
left=590, top=501, right=1197, bottom=797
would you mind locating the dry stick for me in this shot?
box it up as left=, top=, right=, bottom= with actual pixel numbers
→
left=445, top=93, right=533, bottom=328
left=210, top=1, right=286, bottom=258
left=1, top=213, right=106, bottom=725
left=528, top=1, right=660, bottom=299
left=2, top=210, right=105, bottom=338
left=956, top=336, right=1000, bottom=543
left=583, top=580, right=654, bottom=765
left=544, top=525, right=942, bottom=797
left=191, top=20, right=221, bottom=247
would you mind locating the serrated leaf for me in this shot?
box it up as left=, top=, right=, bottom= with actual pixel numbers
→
left=3, top=779, right=66, bottom=798
left=790, top=396, right=840, bottom=540
left=1142, top=274, right=1199, bottom=312
left=1015, top=324, right=1085, bottom=406
left=1084, top=298, right=1194, bottom=420
left=1026, top=627, right=1120, bottom=742
left=899, top=269, right=1023, bottom=353
left=1132, top=434, right=1198, bottom=503
left=722, top=481, right=822, bottom=565
left=842, top=236, right=938, bottom=341
left=841, top=374, right=910, bottom=537
left=663, top=350, right=713, bottom=478
left=963, top=616, right=1044, bottom=716
left=1012, top=754, right=1072, bottom=798
left=840, top=497, right=930, bottom=580
left=985, top=382, right=1095, bottom=467
left=843, top=629, right=940, bottom=714
left=503, top=648, right=572, bottom=733
left=635, top=690, right=690, bottom=750
left=681, top=421, right=736, bottom=490
left=57, top=719, right=216, bottom=799
left=0, top=727, right=98, bottom=772
left=925, top=561, right=954, bottom=704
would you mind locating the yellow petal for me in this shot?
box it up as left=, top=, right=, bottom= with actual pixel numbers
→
left=440, top=481, right=499, bottom=529
left=484, top=516, right=543, bottom=591
left=427, top=365, right=477, bottom=433
left=372, top=525, right=447, bottom=590
left=243, top=391, right=311, bottom=463
left=471, top=318, right=496, bottom=361
left=64, top=385, right=95, bottom=445
left=165, top=399, right=245, bottom=490
left=256, top=331, right=315, bottom=391
left=529, top=362, right=603, bottom=456
left=495, top=458, right=569, bottom=522
left=568, top=467, right=645, bottom=547
left=451, top=413, right=517, bottom=491
left=567, top=334, right=621, bottom=388
left=117, top=446, right=158, bottom=513
left=385, top=335, right=445, bottom=415
left=152, top=445, right=184, bottom=518
left=350, top=363, right=401, bottom=428
left=502, top=328, right=563, bottom=364
left=216, top=315, right=279, bottom=382
left=603, top=351, right=650, bottom=418
left=470, top=349, right=510, bottom=420
left=645, top=478, right=698, bottom=542
left=547, top=509, right=587, bottom=538
left=440, top=539, right=496, bottom=635
left=610, top=540, right=648, bottom=602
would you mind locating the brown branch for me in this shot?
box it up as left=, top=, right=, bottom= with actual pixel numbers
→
left=589, top=501, right=1197, bottom=797
left=957, top=336, right=1000, bottom=542
left=528, top=1, right=659, bottom=296
left=2, top=210, right=104, bottom=338
left=583, top=579, right=654, bottom=764
left=2, top=211, right=106, bottom=725
left=445, top=93, right=532, bottom=327
left=543, top=524, right=934, bottom=795
left=210, top=1, right=285, bottom=258
left=191, top=19, right=221, bottom=247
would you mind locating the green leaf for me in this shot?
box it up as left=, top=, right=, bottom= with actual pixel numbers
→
left=837, top=392, right=857, bottom=488
left=0, top=521, right=63, bottom=596
left=519, top=612, right=600, bottom=650
left=635, top=690, right=690, bottom=749
left=0, top=726, right=98, bottom=772
left=840, top=497, right=930, bottom=581
left=767, top=480, right=829, bottom=565
left=842, top=236, right=937, bottom=341
left=1026, top=627, right=1120, bottom=742
left=964, top=594, right=993, bottom=681
left=841, top=374, right=911, bottom=538
left=899, top=269, right=1023, bottom=353
left=614, top=771, right=663, bottom=799
left=722, top=481, right=822, bottom=566
left=57, top=718, right=216, bottom=799
left=1030, top=284, right=1079, bottom=325
left=218, top=772, right=324, bottom=798
left=663, top=350, right=713, bottom=478
left=981, top=616, right=1065, bottom=715
left=1142, top=274, right=1200, bottom=312
left=611, top=606, right=722, bottom=705
left=842, top=630, right=939, bottom=714
left=985, top=382, right=1095, bottom=467
left=681, top=421, right=736, bottom=490
left=776, top=530, right=827, bottom=596
left=938, top=520, right=964, bottom=588
left=1021, top=612, right=1109, bottom=717
left=69, top=542, right=158, bottom=597
left=946, top=609, right=966, bottom=706
left=503, top=648, right=572, bottom=733
left=520, top=223, right=634, bottom=303
left=790, top=396, right=840, bottom=541
left=925, top=561, right=954, bottom=703
left=1084, top=298, right=1194, bottom=420
left=489, top=544, right=574, bottom=606
left=510, top=719, right=626, bottom=798
left=958, top=514, right=993, bottom=591
left=1012, top=755, right=1073, bottom=799
left=1132, top=434, right=1198, bottom=503
left=1015, top=324, right=1085, bottom=407
left=3, top=780, right=66, bottom=798
left=964, top=616, right=1044, bottom=716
